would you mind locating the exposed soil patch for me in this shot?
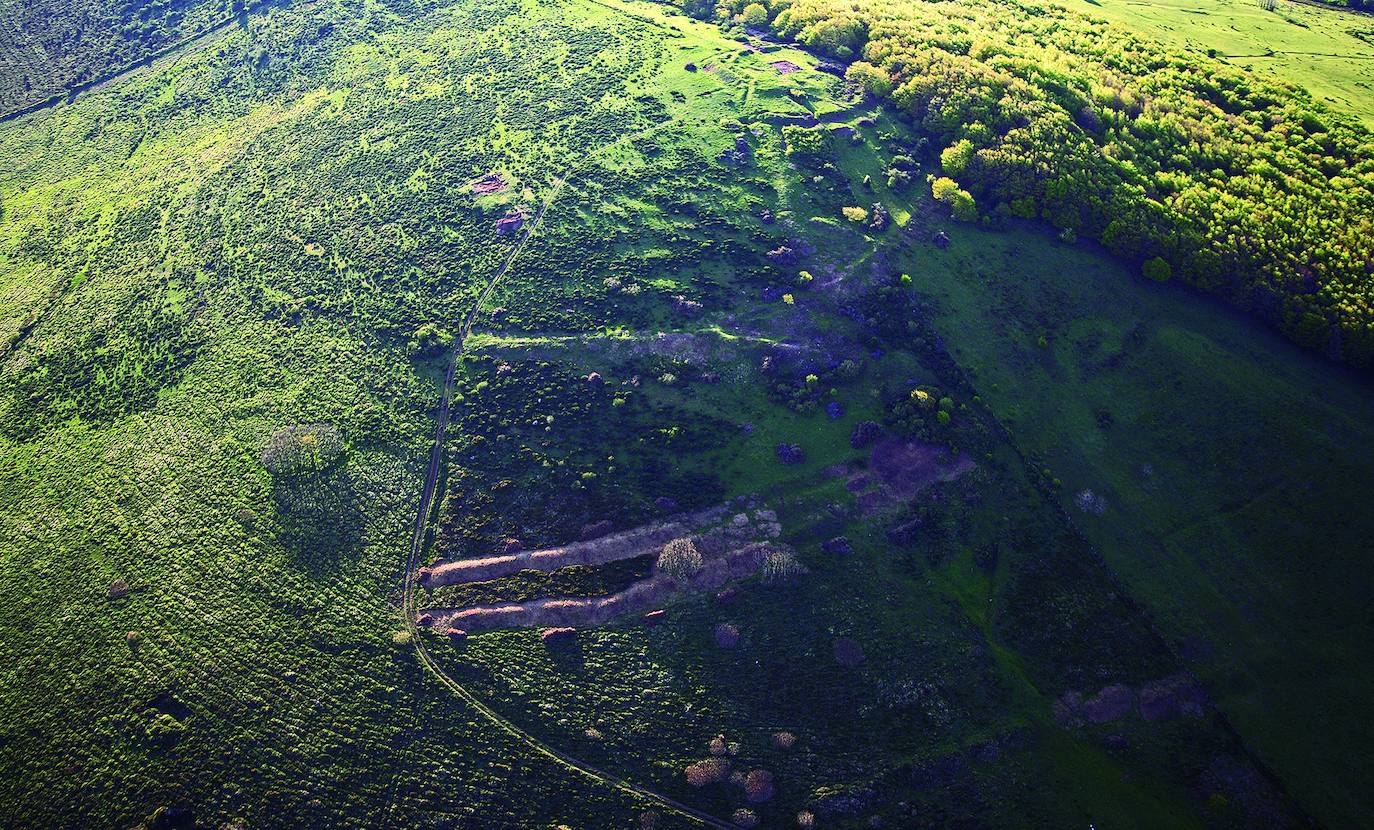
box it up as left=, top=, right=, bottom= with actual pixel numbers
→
left=870, top=438, right=976, bottom=497
left=422, top=501, right=773, bottom=588
left=420, top=555, right=654, bottom=610
left=421, top=500, right=787, bottom=631
left=834, top=438, right=976, bottom=515
left=495, top=210, right=527, bottom=236
left=770, top=60, right=802, bottom=74
left=430, top=542, right=777, bottom=631
left=471, top=173, right=508, bottom=195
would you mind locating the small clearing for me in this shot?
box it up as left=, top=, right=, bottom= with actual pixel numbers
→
left=472, top=173, right=508, bottom=195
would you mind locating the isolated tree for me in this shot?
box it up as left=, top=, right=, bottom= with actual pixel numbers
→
left=1142, top=256, right=1173, bottom=283
left=658, top=537, right=703, bottom=579
left=262, top=424, right=343, bottom=476
left=760, top=548, right=805, bottom=585
left=740, top=3, right=769, bottom=27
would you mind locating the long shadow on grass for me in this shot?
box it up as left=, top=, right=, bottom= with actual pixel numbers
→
left=272, top=467, right=365, bottom=573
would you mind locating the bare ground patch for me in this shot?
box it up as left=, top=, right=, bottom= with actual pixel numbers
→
left=832, top=437, right=976, bottom=515
left=419, top=499, right=787, bottom=631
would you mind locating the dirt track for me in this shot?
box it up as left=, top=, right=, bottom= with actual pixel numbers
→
left=396, top=69, right=754, bottom=826
left=429, top=541, right=774, bottom=631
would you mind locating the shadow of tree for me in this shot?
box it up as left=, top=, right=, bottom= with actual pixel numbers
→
left=271, top=464, right=365, bottom=574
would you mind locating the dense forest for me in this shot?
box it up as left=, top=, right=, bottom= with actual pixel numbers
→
left=675, top=0, right=1374, bottom=368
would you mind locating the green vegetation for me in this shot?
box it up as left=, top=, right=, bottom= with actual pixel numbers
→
left=1057, top=0, right=1374, bottom=127
left=0, top=0, right=230, bottom=112
left=680, top=0, right=1374, bottom=368
left=1, top=0, right=1373, bottom=826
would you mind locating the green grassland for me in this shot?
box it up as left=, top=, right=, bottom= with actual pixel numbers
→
left=1, top=0, right=1373, bottom=826
left=908, top=219, right=1374, bottom=825
left=1056, top=0, right=1374, bottom=126
left=0, top=0, right=756, bottom=825
left=422, top=58, right=1316, bottom=826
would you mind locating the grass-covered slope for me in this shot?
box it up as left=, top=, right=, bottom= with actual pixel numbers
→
left=0, top=0, right=231, bottom=114
left=1, top=0, right=1374, bottom=826
left=691, top=0, right=1374, bottom=370
left=1057, top=0, right=1374, bottom=128
left=0, top=0, right=720, bottom=825
left=423, top=92, right=1284, bottom=827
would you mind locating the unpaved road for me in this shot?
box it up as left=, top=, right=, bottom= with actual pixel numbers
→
left=397, top=120, right=740, bottom=830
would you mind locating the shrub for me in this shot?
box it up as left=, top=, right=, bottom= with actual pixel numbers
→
left=145, top=713, right=185, bottom=745
left=846, top=61, right=892, bottom=97
left=714, top=622, right=741, bottom=648
left=1143, top=256, right=1173, bottom=282
left=931, top=176, right=977, bottom=221
left=685, top=757, right=731, bottom=786
left=731, top=809, right=760, bottom=828
left=761, top=548, right=806, bottom=584
left=657, top=538, right=703, bottom=578
left=850, top=420, right=883, bottom=448
left=744, top=769, right=776, bottom=802
left=782, top=125, right=829, bottom=158
left=940, top=139, right=974, bottom=176
left=842, top=206, right=868, bottom=222
left=408, top=322, right=453, bottom=357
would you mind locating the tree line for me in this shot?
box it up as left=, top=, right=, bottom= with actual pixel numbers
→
left=679, top=0, right=1374, bottom=367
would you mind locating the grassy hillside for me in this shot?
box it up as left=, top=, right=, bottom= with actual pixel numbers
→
left=0, top=0, right=724, bottom=824
left=1057, top=0, right=1374, bottom=127
left=0, top=0, right=231, bottom=113
left=1, top=0, right=1372, bottom=826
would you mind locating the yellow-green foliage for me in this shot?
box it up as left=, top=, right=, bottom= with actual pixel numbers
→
left=781, top=124, right=829, bottom=157
left=931, top=176, right=976, bottom=222
left=771, top=0, right=1374, bottom=366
